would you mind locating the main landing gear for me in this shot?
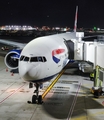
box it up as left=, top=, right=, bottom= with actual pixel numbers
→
left=27, top=83, right=43, bottom=104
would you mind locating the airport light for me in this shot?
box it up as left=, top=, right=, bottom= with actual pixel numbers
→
left=97, top=28, right=100, bottom=31
left=93, top=26, right=97, bottom=31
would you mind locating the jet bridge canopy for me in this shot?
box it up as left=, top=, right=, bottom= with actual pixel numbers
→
left=64, top=40, right=74, bottom=59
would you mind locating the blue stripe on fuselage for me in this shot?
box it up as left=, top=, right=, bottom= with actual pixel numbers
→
left=53, top=56, right=60, bottom=63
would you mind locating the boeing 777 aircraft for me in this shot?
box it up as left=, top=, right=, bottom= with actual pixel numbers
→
left=0, top=6, right=80, bottom=104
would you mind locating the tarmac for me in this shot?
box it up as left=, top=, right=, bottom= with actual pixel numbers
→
left=0, top=56, right=104, bottom=120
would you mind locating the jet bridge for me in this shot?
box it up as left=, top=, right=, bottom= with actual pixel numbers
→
left=70, top=34, right=104, bottom=98
left=66, top=32, right=94, bottom=73
left=90, top=43, right=104, bottom=98
left=70, top=34, right=104, bottom=73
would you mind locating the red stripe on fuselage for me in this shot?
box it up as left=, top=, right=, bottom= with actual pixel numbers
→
left=52, top=49, right=65, bottom=56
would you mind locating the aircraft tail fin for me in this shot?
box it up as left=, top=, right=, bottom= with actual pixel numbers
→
left=74, top=6, right=78, bottom=32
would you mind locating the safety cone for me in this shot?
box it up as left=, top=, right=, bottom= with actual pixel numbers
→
left=6, top=68, right=8, bottom=72
left=102, top=101, right=104, bottom=105
left=11, top=72, right=14, bottom=76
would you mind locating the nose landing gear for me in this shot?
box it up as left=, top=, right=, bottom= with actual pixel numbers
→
left=28, top=83, right=43, bottom=104
left=32, top=83, right=43, bottom=104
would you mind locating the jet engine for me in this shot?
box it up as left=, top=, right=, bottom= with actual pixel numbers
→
left=4, top=50, right=21, bottom=69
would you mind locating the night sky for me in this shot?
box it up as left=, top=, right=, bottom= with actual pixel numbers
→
left=0, top=0, right=104, bottom=28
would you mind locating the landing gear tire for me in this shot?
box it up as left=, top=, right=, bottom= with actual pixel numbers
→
left=32, top=95, right=43, bottom=104
left=38, top=95, right=43, bottom=104
left=28, top=83, right=43, bottom=104
left=94, top=91, right=100, bottom=98
left=32, top=95, right=37, bottom=104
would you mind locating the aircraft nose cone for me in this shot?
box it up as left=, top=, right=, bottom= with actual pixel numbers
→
left=19, top=62, right=40, bottom=81
left=19, top=63, right=29, bottom=77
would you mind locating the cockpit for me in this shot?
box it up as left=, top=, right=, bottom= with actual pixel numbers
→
left=20, top=55, right=47, bottom=62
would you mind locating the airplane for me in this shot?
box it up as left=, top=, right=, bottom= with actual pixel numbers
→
left=0, top=6, right=81, bottom=104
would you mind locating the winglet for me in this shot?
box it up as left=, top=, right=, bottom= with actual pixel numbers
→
left=74, top=6, right=78, bottom=32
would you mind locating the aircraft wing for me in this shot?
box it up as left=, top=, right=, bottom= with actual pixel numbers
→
left=0, top=39, right=26, bottom=49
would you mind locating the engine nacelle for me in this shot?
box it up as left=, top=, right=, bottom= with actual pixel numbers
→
left=4, top=49, right=21, bottom=69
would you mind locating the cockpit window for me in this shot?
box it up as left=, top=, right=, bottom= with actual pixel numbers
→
left=20, top=56, right=25, bottom=61
left=24, top=57, right=29, bottom=61
left=30, top=56, right=47, bottom=62
left=38, top=57, right=43, bottom=62
left=30, top=57, right=38, bottom=62
left=20, top=55, right=47, bottom=62
left=43, top=57, right=47, bottom=62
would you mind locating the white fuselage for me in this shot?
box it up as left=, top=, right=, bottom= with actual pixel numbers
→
left=19, top=32, right=77, bottom=83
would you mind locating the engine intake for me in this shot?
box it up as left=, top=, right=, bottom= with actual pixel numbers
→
left=4, top=50, right=21, bottom=69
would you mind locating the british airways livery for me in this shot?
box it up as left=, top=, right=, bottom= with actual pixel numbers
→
left=0, top=6, right=81, bottom=104
left=52, top=49, right=65, bottom=63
